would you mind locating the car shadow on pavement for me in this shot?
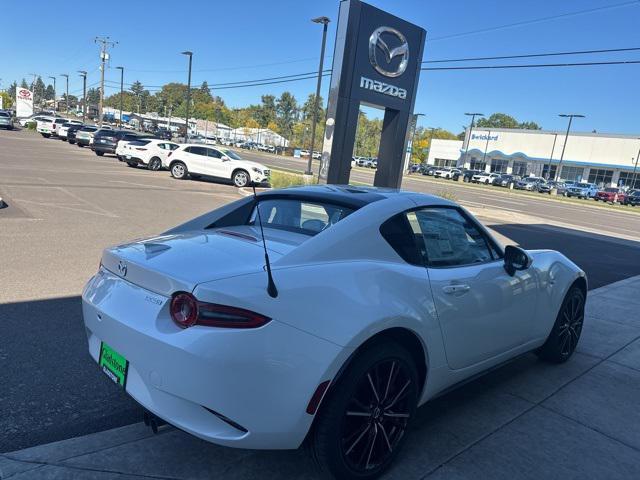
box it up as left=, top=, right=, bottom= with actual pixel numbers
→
left=490, top=223, right=640, bottom=290
left=0, top=295, right=141, bottom=453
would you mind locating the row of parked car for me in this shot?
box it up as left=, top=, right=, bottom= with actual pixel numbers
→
left=353, top=156, right=378, bottom=168
left=33, top=116, right=272, bottom=188
left=413, top=165, right=640, bottom=206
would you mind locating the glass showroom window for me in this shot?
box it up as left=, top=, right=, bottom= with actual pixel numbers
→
left=512, top=161, right=528, bottom=177
left=469, top=158, right=486, bottom=171
left=542, top=164, right=558, bottom=180
left=588, top=169, right=613, bottom=187
left=560, top=166, right=584, bottom=182
left=490, top=159, right=509, bottom=173
left=434, top=158, right=457, bottom=167
left=618, top=171, right=639, bottom=189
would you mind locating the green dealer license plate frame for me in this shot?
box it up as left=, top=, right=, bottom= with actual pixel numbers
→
left=99, top=342, right=129, bottom=388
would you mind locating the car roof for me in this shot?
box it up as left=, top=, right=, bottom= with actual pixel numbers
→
left=256, top=185, right=453, bottom=210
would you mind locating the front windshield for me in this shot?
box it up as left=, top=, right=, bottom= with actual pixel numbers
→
left=248, top=198, right=355, bottom=236
left=223, top=149, right=242, bottom=160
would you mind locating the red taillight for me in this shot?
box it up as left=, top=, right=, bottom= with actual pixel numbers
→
left=306, top=380, right=331, bottom=415
left=170, top=292, right=270, bottom=329
left=170, top=293, right=199, bottom=328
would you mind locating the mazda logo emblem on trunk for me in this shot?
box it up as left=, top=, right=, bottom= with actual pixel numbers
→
left=117, top=261, right=128, bottom=277
left=368, top=26, right=409, bottom=78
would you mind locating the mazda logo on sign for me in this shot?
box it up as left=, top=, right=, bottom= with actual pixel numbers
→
left=368, top=26, right=409, bottom=78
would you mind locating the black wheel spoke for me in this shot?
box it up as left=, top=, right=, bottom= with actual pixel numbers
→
left=341, top=358, right=414, bottom=474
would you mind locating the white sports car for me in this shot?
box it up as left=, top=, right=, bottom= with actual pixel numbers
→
left=82, top=186, right=586, bottom=479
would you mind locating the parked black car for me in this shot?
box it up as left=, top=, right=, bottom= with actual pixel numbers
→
left=420, top=165, right=437, bottom=176
left=623, top=190, right=640, bottom=206
left=461, top=169, right=484, bottom=182
left=65, top=124, right=85, bottom=144
left=92, top=130, right=156, bottom=157
left=155, top=128, right=172, bottom=140
left=495, top=174, right=521, bottom=187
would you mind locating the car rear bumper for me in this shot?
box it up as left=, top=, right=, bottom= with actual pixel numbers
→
left=93, top=145, right=117, bottom=154
left=82, top=268, right=343, bottom=449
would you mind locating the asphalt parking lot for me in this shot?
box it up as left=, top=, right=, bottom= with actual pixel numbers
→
left=1, top=128, right=640, bottom=470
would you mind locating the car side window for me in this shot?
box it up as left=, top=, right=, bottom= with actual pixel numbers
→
left=207, top=148, right=222, bottom=159
left=412, top=208, right=497, bottom=268
left=187, top=146, right=207, bottom=156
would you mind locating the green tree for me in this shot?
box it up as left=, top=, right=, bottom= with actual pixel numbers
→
left=7, top=81, right=17, bottom=99
left=20, top=78, right=28, bottom=89
left=86, top=88, right=100, bottom=106
left=0, top=91, right=13, bottom=109
left=256, top=94, right=277, bottom=127
left=276, top=91, right=298, bottom=138
left=301, top=93, right=324, bottom=123
left=33, top=77, right=45, bottom=106
left=45, top=85, right=55, bottom=101
left=476, top=113, right=542, bottom=130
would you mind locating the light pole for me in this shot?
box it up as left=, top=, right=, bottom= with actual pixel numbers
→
left=115, top=66, right=124, bottom=127
left=78, top=71, right=87, bottom=123
left=408, top=113, right=425, bottom=173
left=48, top=76, right=56, bottom=112
left=544, top=133, right=558, bottom=180
left=306, top=16, right=330, bottom=176
left=556, top=114, right=585, bottom=181
left=60, top=74, right=69, bottom=114
left=181, top=51, right=193, bottom=142
left=463, top=113, right=484, bottom=168
left=631, top=145, right=640, bottom=189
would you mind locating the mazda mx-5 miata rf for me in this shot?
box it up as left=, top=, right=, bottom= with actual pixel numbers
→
left=82, top=185, right=586, bottom=479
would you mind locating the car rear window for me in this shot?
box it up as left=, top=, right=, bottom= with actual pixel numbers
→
left=0, top=112, right=9, bottom=117
left=128, top=140, right=151, bottom=146
left=248, top=199, right=354, bottom=236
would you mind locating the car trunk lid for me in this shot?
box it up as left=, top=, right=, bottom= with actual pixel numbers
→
left=100, top=227, right=307, bottom=296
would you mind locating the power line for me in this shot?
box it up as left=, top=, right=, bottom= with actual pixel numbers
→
left=422, top=46, right=640, bottom=64
left=427, top=0, right=640, bottom=42
left=421, top=59, right=640, bottom=71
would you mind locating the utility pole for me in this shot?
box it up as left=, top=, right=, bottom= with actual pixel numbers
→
left=78, top=71, right=87, bottom=123
left=556, top=114, right=585, bottom=181
left=28, top=73, right=38, bottom=109
left=544, top=133, right=558, bottom=180
left=95, top=36, right=118, bottom=126
left=115, top=66, right=124, bottom=127
left=408, top=113, right=425, bottom=174
left=60, top=74, right=69, bottom=114
left=181, top=51, right=193, bottom=142
left=463, top=113, right=484, bottom=168
left=306, top=16, right=330, bottom=176
left=48, top=76, right=56, bottom=112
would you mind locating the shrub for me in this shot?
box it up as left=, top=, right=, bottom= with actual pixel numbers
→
left=268, top=170, right=314, bottom=189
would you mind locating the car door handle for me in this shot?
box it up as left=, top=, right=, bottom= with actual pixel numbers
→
left=442, top=284, right=471, bottom=295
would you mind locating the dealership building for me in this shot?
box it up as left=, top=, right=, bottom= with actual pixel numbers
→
left=427, top=128, right=640, bottom=188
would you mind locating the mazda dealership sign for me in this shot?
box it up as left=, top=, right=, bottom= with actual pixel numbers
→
left=320, top=0, right=426, bottom=187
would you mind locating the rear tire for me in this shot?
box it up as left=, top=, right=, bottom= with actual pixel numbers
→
left=536, top=286, right=585, bottom=363
left=171, top=162, right=188, bottom=179
left=148, top=157, right=162, bottom=171
left=308, top=341, right=418, bottom=480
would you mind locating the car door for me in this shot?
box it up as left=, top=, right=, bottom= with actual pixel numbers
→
left=182, top=146, right=207, bottom=174
left=411, top=207, right=538, bottom=370
left=157, top=143, right=178, bottom=167
left=204, top=147, right=227, bottom=177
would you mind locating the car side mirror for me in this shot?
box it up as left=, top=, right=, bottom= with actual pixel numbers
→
left=504, top=245, right=532, bottom=276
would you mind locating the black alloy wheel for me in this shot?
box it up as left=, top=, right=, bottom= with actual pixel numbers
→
left=309, top=342, right=418, bottom=479
left=537, top=286, right=585, bottom=363
left=340, top=359, right=414, bottom=473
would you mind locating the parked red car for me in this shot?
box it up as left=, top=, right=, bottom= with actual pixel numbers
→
left=595, top=187, right=626, bottom=203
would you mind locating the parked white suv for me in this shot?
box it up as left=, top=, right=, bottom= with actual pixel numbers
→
left=168, top=144, right=270, bottom=187
left=122, top=139, right=180, bottom=171
left=57, top=120, right=83, bottom=140
left=36, top=117, right=68, bottom=137
left=472, top=172, right=501, bottom=184
left=434, top=167, right=461, bottom=179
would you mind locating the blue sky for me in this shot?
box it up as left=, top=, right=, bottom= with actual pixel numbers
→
left=2, top=0, right=639, bottom=135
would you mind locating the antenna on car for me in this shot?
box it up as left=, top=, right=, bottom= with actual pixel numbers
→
left=252, top=185, right=278, bottom=298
